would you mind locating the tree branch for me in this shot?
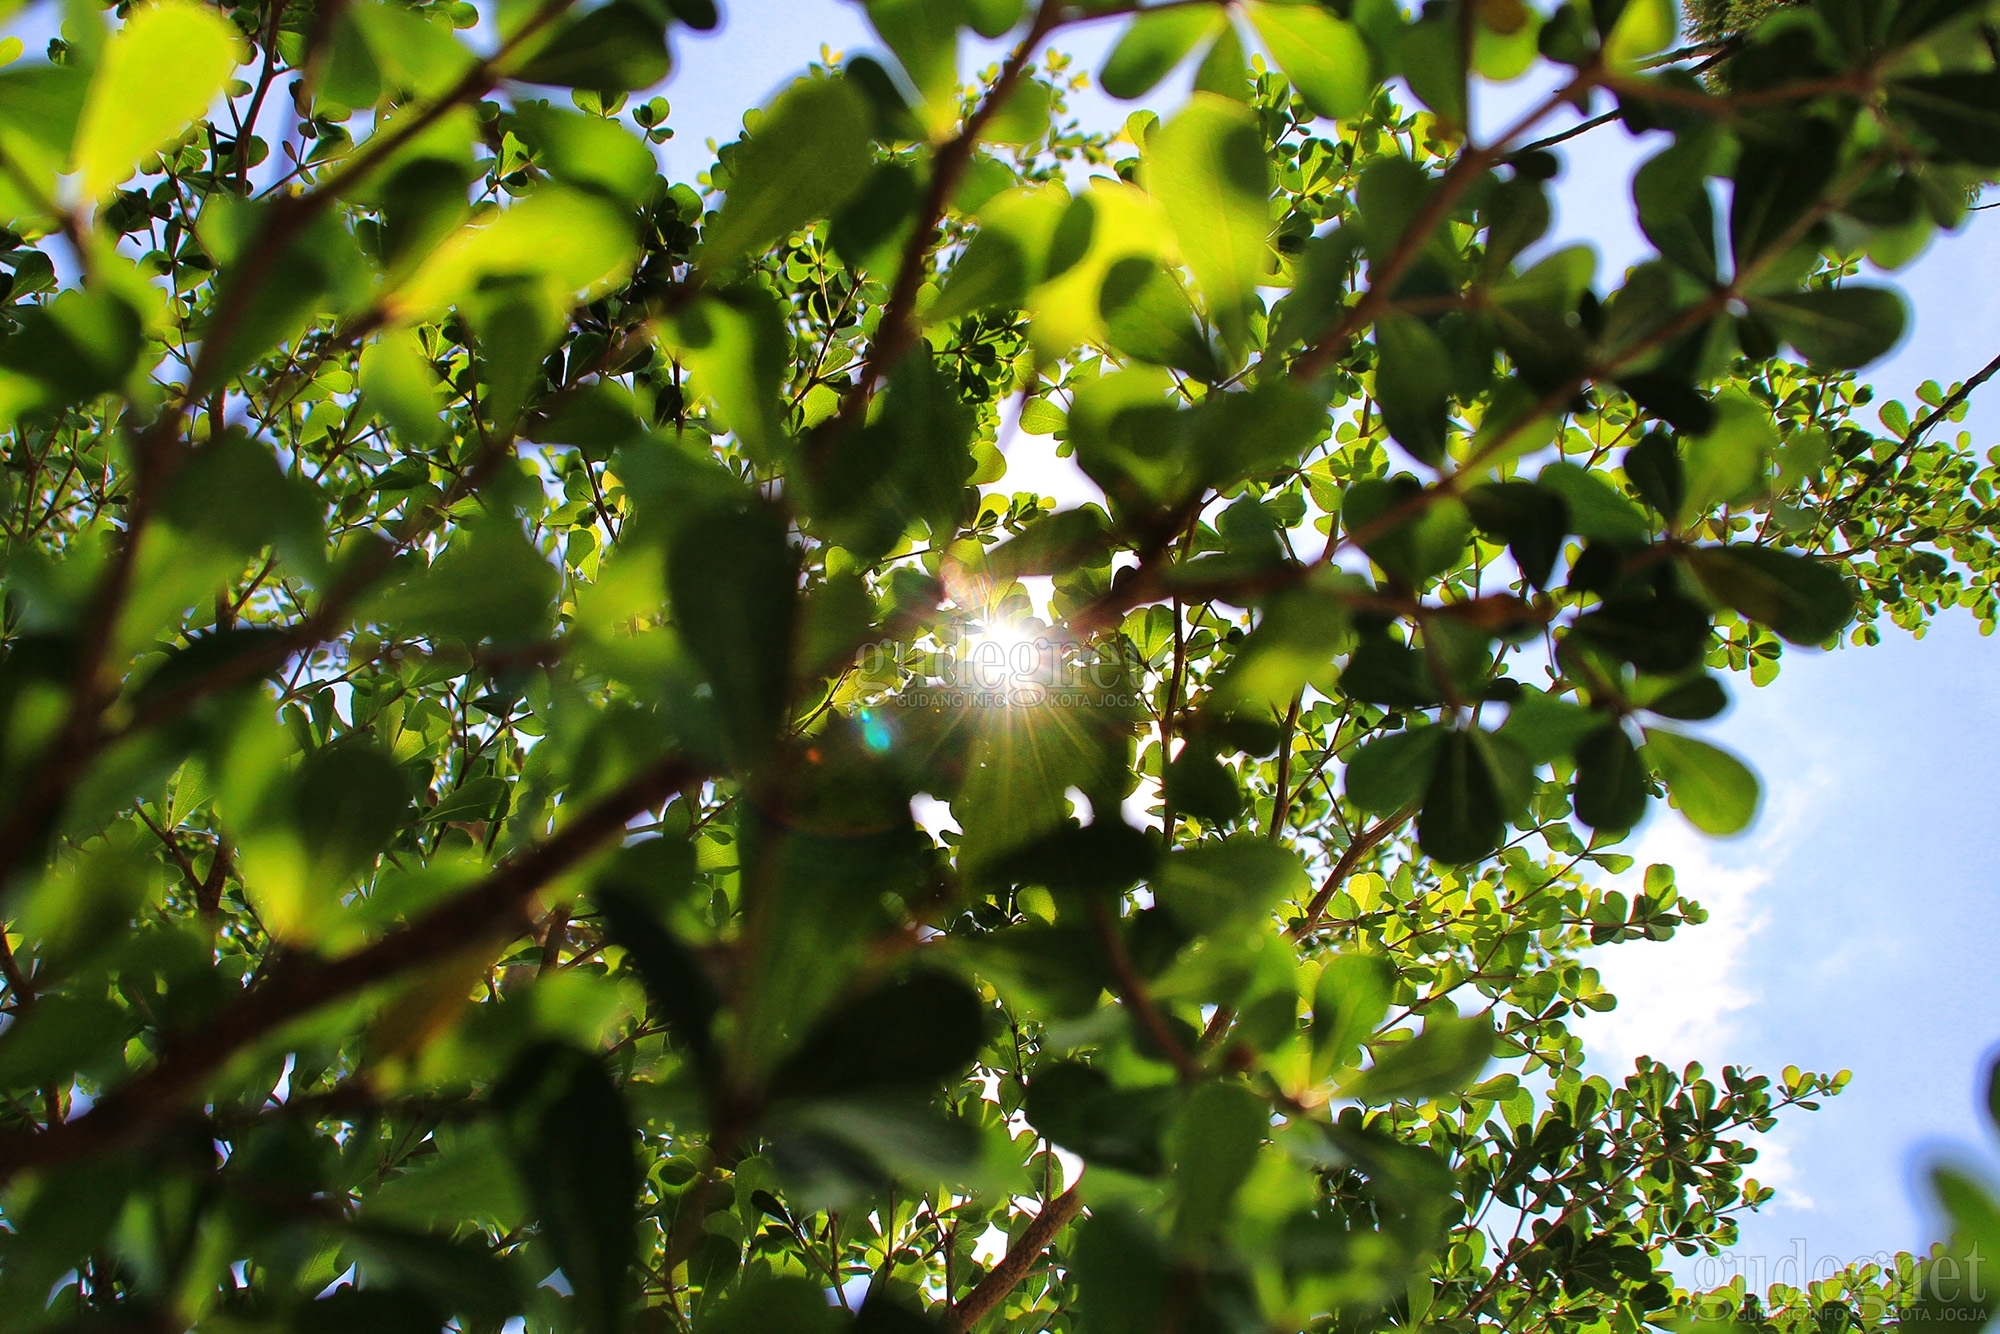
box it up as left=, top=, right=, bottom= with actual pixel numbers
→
left=1830, top=346, right=2000, bottom=522
left=1290, top=64, right=1603, bottom=383
left=941, top=1184, right=1083, bottom=1334
left=834, top=0, right=1063, bottom=425
left=0, top=753, right=700, bottom=1185
left=1291, top=809, right=1414, bottom=940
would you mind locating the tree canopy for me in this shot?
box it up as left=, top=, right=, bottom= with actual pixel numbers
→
left=0, top=0, right=1997, bottom=1329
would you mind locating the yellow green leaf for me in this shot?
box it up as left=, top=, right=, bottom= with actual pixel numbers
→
left=1143, top=93, right=1272, bottom=346
left=72, top=0, right=243, bottom=200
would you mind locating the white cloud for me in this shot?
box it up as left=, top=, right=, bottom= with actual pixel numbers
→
left=1576, top=772, right=1826, bottom=1084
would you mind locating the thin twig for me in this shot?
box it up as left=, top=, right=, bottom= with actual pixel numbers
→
left=1089, top=900, right=1201, bottom=1085
left=1830, top=347, right=2000, bottom=521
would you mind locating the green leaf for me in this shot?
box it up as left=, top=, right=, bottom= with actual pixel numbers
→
left=1214, top=579, right=1354, bottom=709
left=1073, top=1208, right=1173, bottom=1334
left=1536, top=460, right=1648, bottom=544
left=1633, top=132, right=1720, bottom=281
left=1342, top=475, right=1472, bottom=587
left=1191, top=21, right=1250, bottom=103
left=1462, top=481, right=1567, bottom=587
left=1572, top=723, right=1648, bottom=831
left=984, top=77, right=1053, bottom=146
left=1341, top=1009, right=1494, bottom=1102
left=1346, top=725, right=1446, bottom=815
left=292, top=737, right=413, bottom=886
left=1679, top=391, right=1777, bottom=523
left=1495, top=686, right=1606, bottom=764
left=1144, top=93, right=1271, bottom=344
left=1355, top=155, right=1434, bottom=262
left=1643, top=729, right=1760, bottom=834
left=1100, top=6, right=1224, bottom=99
left=1188, top=379, right=1331, bottom=484
left=1165, top=743, right=1244, bottom=825
left=808, top=344, right=976, bottom=561
left=163, top=432, right=323, bottom=571
left=359, top=328, right=447, bottom=446
left=495, top=1042, right=638, bottom=1334
left=832, top=160, right=922, bottom=276
left=1622, top=429, right=1685, bottom=518
left=1571, top=592, right=1712, bottom=675
left=1244, top=1, right=1373, bottom=120
left=663, top=287, right=792, bottom=463
left=666, top=0, right=719, bottom=28
left=1887, top=73, right=2000, bottom=167
left=865, top=0, right=963, bottom=133
left=1481, top=175, right=1553, bottom=277
left=0, top=287, right=143, bottom=418
left=928, top=181, right=1071, bottom=323
left=1374, top=315, right=1453, bottom=467
left=396, top=185, right=637, bottom=318
left=1167, top=1081, right=1267, bottom=1239
left=596, top=886, right=719, bottom=1076
left=511, top=104, right=660, bottom=207
left=1417, top=729, right=1524, bottom=865
left=701, top=1274, right=848, bottom=1334
left=1640, top=672, right=1728, bottom=720
left=349, top=0, right=476, bottom=98
left=294, top=1287, right=447, bottom=1333
left=1602, top=0, right=1675, bottom=68
left=1155, top=838, right=1310, bottom=936
left=1399, top=16, right=1465, bottom=127
left=337, top=1221, right=529, bottom=1323
left=0, top=991, right=130, bottom=1089
left=513, top=0, right=668, bottom=93
left=981, top=506, right=1111, bottom=581
left=1748, top=286, right=1908, bottom=370
left=369, top=517, right=560, bottom=646
left=0, top=65, right=89, bottom=230
left=366, top=1124, right=529, bottom=1233
left=426, top=776, right=507, bottom=825
left=1026, top=1062, right=1174, bottom=1176
left=72, top=0, right=242, bottom=200
left=700, top=77, right=874, bottom=272
left=1312, top=952, right=1394, bottom=1075
left=195, top=199, right=372, bottom=395
left=1685, top=544, right=1855, bottom=644
left=1730, top=119, right=1839, bottom=269
left=1099, top=256, right=1220, bottom=378
left=667, top=497, right=798, bottom=766
left=769, top=969, right=986, bottom=1099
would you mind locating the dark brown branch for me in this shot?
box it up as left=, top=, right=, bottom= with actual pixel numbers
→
left=1517, top=108, right=1620, bottom=155
left=835, top=0, right=1063, bottom=424
left=1291, top=809, right=1413, bottom=940
left=941, top=1184, right=1084, bottom=1334
left=1290, top=65, right=1603, bottom=383
left=0, top=753, right=700, bottom=1185
left=1269, top=695, right=1302, bottom=839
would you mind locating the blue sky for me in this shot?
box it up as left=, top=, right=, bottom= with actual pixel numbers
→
left=650, top=0, right=2000, bottom=1274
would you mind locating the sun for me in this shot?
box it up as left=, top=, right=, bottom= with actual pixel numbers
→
left=955, top=616, right=1053, bottom=705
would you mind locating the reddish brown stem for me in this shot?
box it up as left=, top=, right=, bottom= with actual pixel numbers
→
left=941, top=1185, right=1083, bottom=1334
